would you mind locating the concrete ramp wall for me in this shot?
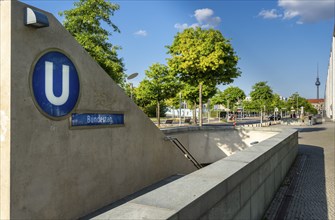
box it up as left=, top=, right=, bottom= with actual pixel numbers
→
left=91, top=128, right=298, bottom=220
left=163, top=127, right=279, bottom=164
left=0, top=1, right=195, bottom=219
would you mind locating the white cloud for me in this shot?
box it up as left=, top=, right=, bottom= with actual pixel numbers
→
left=258, top=0, right=334, bottom=24
left=134, top=30, right=147, bottom=37
left=279, top=0, right=335, bottom=23
left=258, top=9, right=282, bottom=19
left=174, top=8, right=221, bottom=31
left=194, top=8, right=214, bottom=23
left=174, top=23, right=190, bottom=31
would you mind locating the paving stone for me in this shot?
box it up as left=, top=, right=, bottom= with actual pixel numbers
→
left=263, top=122, right=335, bottom=220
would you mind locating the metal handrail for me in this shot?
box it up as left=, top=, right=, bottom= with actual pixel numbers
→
left=165, top=136, right=203, bottom=169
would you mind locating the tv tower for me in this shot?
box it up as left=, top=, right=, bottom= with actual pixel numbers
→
left=315, top=64, right=321, bottom=99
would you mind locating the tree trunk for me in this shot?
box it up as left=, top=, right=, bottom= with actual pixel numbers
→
left=193, top=101, right=197, bottom=125
left=199, top=82, right=203, bottom=127
left=157, top=101, right=160, bottom=127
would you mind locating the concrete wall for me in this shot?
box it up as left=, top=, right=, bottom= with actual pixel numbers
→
left=162, top=127, right=278, bottom=164
left=0, top=1, right=195, bottom=219
left=0, top=1, right=12, bottom=219
left=325, top=25, right=335, bottom=120
left=92, top=128, right=298, bottom=220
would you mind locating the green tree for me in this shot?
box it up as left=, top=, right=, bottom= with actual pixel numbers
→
left=60, top=0, right=125, bottom=84
left=135, top=63, right=180, bottom=126
left=269, top=94, right=285, bottom=113
left=222, top=86, right=246, bottom=111
left=242, top=100, right=259, bottom=114
left=211, top=87, right=245, bottom=118
left=211, top=90, right=225, bottom=106
left=250, top=81, right=274, bottom=114
left=135, top=100, right=168, bottom=118
left=286, top=93, right=318, bottom=115
left=167, top=27, right=241, bottom=126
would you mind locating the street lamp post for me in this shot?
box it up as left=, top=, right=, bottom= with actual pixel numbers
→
left=127, top=72, right=139, bottom=100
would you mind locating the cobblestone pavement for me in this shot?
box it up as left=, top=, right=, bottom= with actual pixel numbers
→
left=264, top=122, right=335, bottom=220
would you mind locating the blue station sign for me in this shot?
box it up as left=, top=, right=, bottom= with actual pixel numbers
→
left=71, top=113, right=124, bottom=127
left=32, top=51, right=80, bottom=119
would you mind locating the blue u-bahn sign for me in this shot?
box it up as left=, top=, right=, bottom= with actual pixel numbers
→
left=31, top=51, right=80, bottom=119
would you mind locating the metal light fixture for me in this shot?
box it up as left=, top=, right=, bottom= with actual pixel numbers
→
left=24, top=7, right=49, bottom=28
left=126, top=73, right=138, bottom=100
left=127, top=72, right=138, bottom=80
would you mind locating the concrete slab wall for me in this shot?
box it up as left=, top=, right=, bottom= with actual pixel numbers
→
left=162, top=126, right=278, bottom=164
left=92, top=128, right=298, bottom=219
left=1, top=1, right=195, bottom=219
left=0, top=1, right=12, bottom=219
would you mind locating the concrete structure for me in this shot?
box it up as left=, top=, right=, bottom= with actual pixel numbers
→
left=91, top=128, right=298, bottom=219
left=0, top=1, right=195, bottom=219
left=325, top=25, right=335, bottom=121
left=162, top=126, right=278, bottom=164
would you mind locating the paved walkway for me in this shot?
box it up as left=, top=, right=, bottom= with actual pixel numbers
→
left=264, top=122, right=335, bottom=220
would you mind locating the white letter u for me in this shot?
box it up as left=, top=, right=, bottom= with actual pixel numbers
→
left=45, top=61, right=69, bottom=106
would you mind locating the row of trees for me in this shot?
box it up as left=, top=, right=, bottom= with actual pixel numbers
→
left=60, top=0, right=317, bottom=125
left=211, top=82, right=317, bottom=116
left=134, top=79, right=317, bottom=124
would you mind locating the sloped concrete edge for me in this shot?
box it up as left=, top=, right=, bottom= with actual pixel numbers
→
left=93, top=128, right=298, bottom=220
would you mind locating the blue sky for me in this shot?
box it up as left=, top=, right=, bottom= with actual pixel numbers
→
left=22, top=0, right=334, bottom=99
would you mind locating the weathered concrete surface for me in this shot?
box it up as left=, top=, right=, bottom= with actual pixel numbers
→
left=264, top=122, right=335, bottom=220
left=92, top=128, right=298, bottom=219
left=162, top=126, right=278, bottom=164
left=0, top=1, right=195, bottom=219
left=0, top=1, right=12, bottom=219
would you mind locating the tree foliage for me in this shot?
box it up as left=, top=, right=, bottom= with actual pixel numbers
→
left=167, top=27, right=240, bottom=86
left=211, top=86, right=246, bottom=112
left=134, top=63, right=180, bottom=126
left=181, top=83, right=217, bottom=104
left=242, top=100, right=259, bottom=112
left=167, top=27, right=241, bottom=125
left=286, top=93, right=317, bottom=115
left=269, top=94, right=285, bottom=112
left=60, top=0, right=125, bottom=84
left=223, top=86, right=245, bottom=107
left=250, top=81, right=274, bottom=111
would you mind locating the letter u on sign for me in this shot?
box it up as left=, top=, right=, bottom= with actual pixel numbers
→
left=31, top=51, right=80, bottom=119
left=45, top=61, right=70, bottom=106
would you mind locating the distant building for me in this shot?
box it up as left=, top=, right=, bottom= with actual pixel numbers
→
left=324, top=25, right=335, bottom=121
left=279, top=96, right=288, bottom=101
left=245, top=96, right=252, bottom=101
left=307, top=99, right=324, bottom=114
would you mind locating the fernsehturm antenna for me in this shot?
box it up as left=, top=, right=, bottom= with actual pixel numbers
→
left=315, top=63, right=321, bottom=99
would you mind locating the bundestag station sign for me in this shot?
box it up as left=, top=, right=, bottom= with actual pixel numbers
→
left=71, top=113, right=124, bottom=128
left=30, top=50, right=124, bottom=127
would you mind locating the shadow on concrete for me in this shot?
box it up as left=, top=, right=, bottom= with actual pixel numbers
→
left=79, top=174, right=184, bottom=220
left=298, top=127, right=326, bottom=133
left=185, top=128, right=252, bottom=164
left=264, top=144, right=328, bottom=220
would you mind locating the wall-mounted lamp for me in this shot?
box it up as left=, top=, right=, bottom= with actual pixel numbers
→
left=24, top=7, right=49, bottom=28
